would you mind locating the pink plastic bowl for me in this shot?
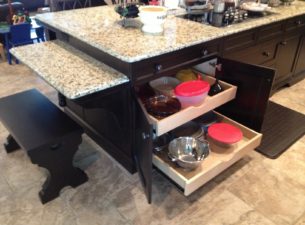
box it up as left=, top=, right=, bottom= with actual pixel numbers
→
left=174, top=80, right=210, bottom=108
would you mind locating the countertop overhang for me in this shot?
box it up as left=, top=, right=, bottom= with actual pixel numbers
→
left=35, top=1, right=305, bottom=63
left=10, top=41, right=129, bottom=99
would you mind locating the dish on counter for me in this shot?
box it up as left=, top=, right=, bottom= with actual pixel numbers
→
left=138, top=6, right=168, bottom=34
left=144, top=95, right=181, bottom=119
left=240, top=2, right=271, bottom=12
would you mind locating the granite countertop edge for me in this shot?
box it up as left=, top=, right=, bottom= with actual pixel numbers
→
left=35, top=1, right=305, bottom=63
left=10, top=41, right=130, bottom=99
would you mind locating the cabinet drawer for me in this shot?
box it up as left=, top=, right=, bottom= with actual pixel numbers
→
left=285, top=15, right=305, bottom=33
left=138, top=76, right=237, bottom=136
left=258, top=22, right=284, bottom=43
left=223, top=39, right=278, bottom=65
left=153, top=112, right=262, bottom=196
left=223, top=30, right=256, bottom=53
left=132, top=41, right=220, bottom=84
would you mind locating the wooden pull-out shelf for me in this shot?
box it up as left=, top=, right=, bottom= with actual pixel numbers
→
left=139, top=76, right=237, bottom=136
left=152, top=112, right=262, bottom=196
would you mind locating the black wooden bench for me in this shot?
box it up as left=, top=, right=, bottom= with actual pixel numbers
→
left=0, top=89, right=88, bottom=204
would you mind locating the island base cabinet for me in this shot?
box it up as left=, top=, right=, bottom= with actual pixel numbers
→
left=152, top=112, right=262, bottom=196
left=134, top=58, right=275, bottom=203
left=64, top=83, right=136, bottom=173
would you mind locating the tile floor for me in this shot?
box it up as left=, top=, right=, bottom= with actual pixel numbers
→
left=0, top=61, right=304, bottom=225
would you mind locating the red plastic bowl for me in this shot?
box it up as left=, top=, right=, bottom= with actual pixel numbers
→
left=175, top=80, right=210, bottom=96
left=207, top=123, right=243, bottom=144
left=174, top=80, right=210, bottom=108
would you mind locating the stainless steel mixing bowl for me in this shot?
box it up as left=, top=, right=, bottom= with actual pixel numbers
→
left=168, top=137, right=210, bottom=170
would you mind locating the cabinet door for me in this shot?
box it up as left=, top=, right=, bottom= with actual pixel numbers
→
left=134, top=95, right=153, bottom=203
left=215, top=58, right=275, bottom=132
left=294, top=35, right=305, bottom=75
left=275, top=33, right=300, bottom=85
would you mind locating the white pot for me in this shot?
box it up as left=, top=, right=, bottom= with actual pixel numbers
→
left=138, top=6, right=168, bottom=34
left=164, top=0, right=180, bottom=9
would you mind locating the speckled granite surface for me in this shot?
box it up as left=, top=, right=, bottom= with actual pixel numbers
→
left=10, top=41, right=129, bottom=99
left=36, top=1, right=305, bottom=63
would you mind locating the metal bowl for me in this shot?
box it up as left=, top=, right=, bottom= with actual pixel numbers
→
left=168, top=137, right=210, bottom=170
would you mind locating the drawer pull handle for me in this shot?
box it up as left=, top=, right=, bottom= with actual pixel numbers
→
left=202, top=49, right=209, bottom=56
left=262, top=51, right=270, bottom=57
left=155, top=64, right=162, bottom=72
left=280, top=41, right=287, bottom=46
left=295, top=20, right=302, bottom=25
left=142, top=132, right=150, bottom=140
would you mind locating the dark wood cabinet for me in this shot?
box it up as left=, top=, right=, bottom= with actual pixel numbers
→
left=221, top=16, right=305, bottom=91
left=273, top=33, right=300, bottom=88
left=134, top=57, right=274, bottom=202
left=293, top=35, right=305, bottom=83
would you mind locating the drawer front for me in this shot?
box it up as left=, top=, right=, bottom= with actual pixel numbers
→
left=256, top=40, right=279, bottom=64
left=132, top=41, right=220, bottom=84
left=152, top=112, right=262, bottom=196
left=223, top=30, right=257, bottom=53
left=223, top=39, right=279, bottom=65
left=285, top=15, right=305, bottom=33
left=258, top=22, right=284, bottom=43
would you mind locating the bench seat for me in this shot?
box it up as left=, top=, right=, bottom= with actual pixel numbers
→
left=0, top=89, right=88, bottom=204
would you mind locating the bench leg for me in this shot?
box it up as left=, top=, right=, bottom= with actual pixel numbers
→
left=4, top=134, right=21, bottom=153
left=27, top=133, right=88, bottom=204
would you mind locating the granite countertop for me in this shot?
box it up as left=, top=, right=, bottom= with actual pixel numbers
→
left=36, top=1, right=305, bottom=63
left=10, top=40, right=129, bottom=99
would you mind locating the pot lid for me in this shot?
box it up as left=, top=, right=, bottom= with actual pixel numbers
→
left=207, top=122, right=243, bottom=144
left=174, top=80, right=210, bottom=97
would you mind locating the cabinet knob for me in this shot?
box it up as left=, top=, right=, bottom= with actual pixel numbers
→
left=142, top=132, right=150, bottom=140
left=202, top=49, right=209, bottom=56
left=295, top=20, right=302, bottom=25
left=155, top=64, right=162, bottom=72
left=280, top=41, right=287, bottom=46
left=262, top=51, right=270, bottom=57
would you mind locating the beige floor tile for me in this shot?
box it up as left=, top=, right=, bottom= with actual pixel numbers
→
left=177, top=190, right=276, bottom=225
left=261, top=141, right=305, bottom=187
left=228, top=163, right=305, bottom=225
left=112, top=170, right=226, bottom=225
left=295, top=212, right=305, bottom=225
left=0, top=149, right=46, bottom=191
left=72, top=199, right=131, bottom=225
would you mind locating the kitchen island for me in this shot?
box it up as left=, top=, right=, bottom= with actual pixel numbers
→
left=11, top=1, right=305, bottom=203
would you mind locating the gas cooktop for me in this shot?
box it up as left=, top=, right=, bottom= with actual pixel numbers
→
left=177, top=8, right=274, bottom=27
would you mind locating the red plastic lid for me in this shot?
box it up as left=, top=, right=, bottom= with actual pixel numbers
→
left=174, top=80, right=210, bottom=97
left=208, top=123, right=243, bottom=144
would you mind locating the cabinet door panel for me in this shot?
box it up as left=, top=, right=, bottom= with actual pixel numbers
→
left=215, top=58, right=275, bottom=132
left=275, top=33, right=300, bottom=84
left=295, top=36, right=305, bottom=75
left=134, top=94, right=153, bottom=204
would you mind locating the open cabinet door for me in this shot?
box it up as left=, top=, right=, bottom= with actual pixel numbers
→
left=215, top=58, right=275, bottom=132
left=133, top=95, right=153, bottom=203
